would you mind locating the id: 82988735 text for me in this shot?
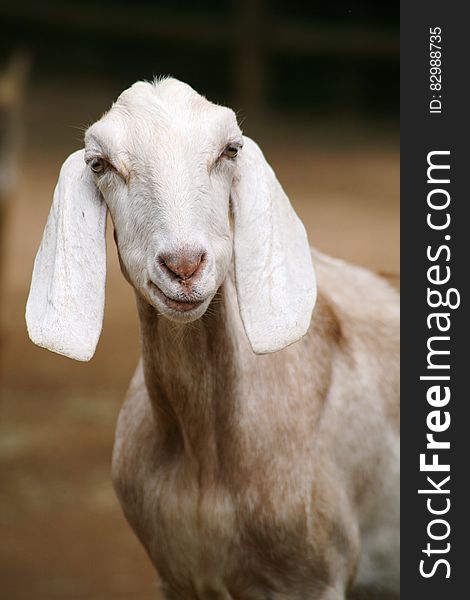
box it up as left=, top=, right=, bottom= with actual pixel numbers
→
left=429, top=27, right=443, bottom=114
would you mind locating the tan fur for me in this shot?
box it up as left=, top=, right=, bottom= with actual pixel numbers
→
left=112, top=250, right=400, bottom=600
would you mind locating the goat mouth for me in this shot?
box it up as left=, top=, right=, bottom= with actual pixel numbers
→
left=149, top=282, right=205, bottom=313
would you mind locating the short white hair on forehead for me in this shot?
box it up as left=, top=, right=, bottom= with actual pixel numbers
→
left=85, top=78, right=240, bottom=171
left=115, top=77, right=236, bottom=132
left=113, top=78, right=200, bottom=117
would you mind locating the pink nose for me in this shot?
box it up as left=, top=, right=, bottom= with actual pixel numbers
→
left=159, top=250, right=205, bottom=281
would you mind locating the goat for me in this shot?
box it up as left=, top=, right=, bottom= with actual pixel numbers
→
left=26, top=78, right=399, bottom=600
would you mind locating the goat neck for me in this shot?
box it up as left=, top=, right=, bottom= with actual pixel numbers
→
left=136, top=277, right=239, bottom=471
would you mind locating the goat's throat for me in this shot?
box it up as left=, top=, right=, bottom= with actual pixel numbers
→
left=137, top=286, right=238, bottom=462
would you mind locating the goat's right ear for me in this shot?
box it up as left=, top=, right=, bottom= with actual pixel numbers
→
left=26, top=149, right=107, bottom=361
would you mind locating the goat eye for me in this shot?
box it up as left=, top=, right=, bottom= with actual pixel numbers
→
left=90, top=158, right=107, bottom=174
left=223, top=145, right=239, bottom=159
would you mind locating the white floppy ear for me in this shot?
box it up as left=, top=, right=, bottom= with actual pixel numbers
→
left=26, top=149, right=107, bottom=361
left=231, top=136, right=316, bottom=354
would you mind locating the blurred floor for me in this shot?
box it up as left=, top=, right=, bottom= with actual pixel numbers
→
left=0, top=79, right=399, bottom=599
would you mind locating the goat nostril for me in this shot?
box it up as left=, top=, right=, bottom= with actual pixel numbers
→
left=159, top=251, right=205, bottom=281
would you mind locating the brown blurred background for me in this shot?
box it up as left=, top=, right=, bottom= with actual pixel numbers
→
left=0, top=2, right=399, bottom=599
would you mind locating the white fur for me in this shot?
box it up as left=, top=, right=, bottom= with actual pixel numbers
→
left=26, top=150, right=106, bottom=361
left=231, top=137, right=316, bottom=353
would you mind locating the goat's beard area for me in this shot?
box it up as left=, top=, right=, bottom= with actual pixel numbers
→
left=146, top=280, right=213, bottom=322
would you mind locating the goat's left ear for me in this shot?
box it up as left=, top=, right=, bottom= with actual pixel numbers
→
left=231, top=136, right=317, bottom=354
left=26, top=149, right=107, bottom=361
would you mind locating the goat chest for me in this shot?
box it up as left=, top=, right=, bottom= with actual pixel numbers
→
left=112, top=391, right=359, bottom=600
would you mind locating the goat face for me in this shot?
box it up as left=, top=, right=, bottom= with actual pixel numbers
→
left=26, top=77, right=316, bottom=361
left=85, top=79, right=242, bottom=322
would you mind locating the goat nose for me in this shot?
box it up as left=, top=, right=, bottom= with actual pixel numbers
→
left=159, top=250, right=205, bottom=280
